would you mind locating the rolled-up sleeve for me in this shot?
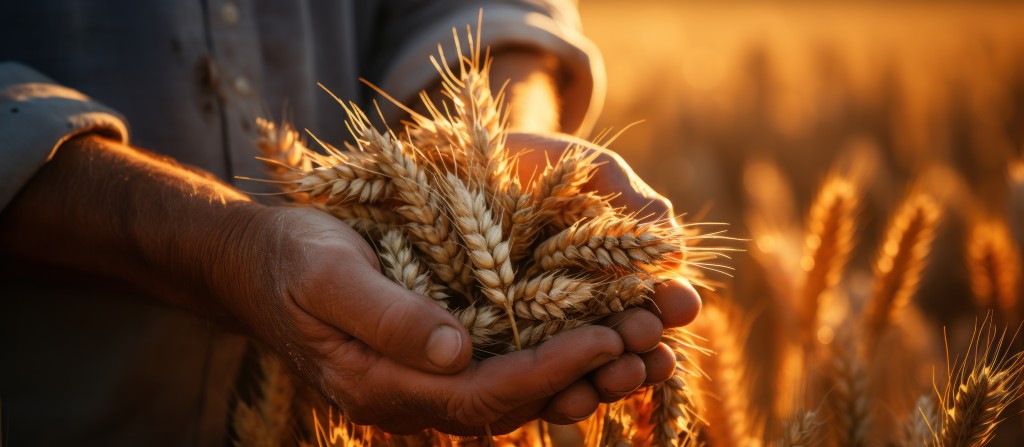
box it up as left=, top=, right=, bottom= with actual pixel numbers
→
left=0, top=62, right=129, bottom=210
left=370, top=0, right=605, bottom=136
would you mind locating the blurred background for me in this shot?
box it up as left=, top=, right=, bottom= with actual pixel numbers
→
left=578, top=1, right=1024, bottom=444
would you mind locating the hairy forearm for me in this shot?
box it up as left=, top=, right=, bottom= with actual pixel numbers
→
left=0, top=134, right=258, bottom=322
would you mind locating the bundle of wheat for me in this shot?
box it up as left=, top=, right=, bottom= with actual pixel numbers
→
left=240, top=17, right=726, bottom=447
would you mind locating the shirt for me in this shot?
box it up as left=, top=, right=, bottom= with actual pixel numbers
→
left=0, top=1, right=604, bottom=445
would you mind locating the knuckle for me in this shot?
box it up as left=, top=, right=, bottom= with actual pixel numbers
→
left=372, top=299, right=421, bottom=354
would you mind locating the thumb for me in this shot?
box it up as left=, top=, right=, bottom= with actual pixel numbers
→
left=303, top=258, right=473, bottom=374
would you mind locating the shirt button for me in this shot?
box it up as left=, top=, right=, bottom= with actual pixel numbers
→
left=233, top=76, right=251, bottom=95
left=221, top=2, right=240, bottom=26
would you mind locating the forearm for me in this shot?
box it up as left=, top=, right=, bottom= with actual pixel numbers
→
left=0, top=134, right=259, bottom=323
left=489, top=48, right=563, bottom=133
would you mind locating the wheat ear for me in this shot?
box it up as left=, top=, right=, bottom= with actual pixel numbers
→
left=533, top=217, right=682, bottom=273
left=233, top=352, right=295, bottom=447
left=317, top=202, right=403, bottom=237
left=379, top=229, right=450, bottom=308
left=900, top=395, right=938, bottom=447
left=773, top=410, right=823, bottom=447
left=861, top=194, right=940, bottom=355
left=699, top=303, right=759, bottom=447
left=445, top=173, right=522, bottom=349
left=966, top=219, right=1021, bottom=323
left=255, top=117, right=315, bottom=186
left=650, top=328, right=707, bottom=447
left=508, top=317, right=597, bottom=351
left=532, top=145, right=603, bottom=228
left=337, top=104, right=476, bottom=298
left=798, top=176, right=856, bottom=346
left=590, top=274, right=659, bottom=316
left=452, top=304, right=511, bottom=355
left=822, top=327, right=871, bottom=446
left=937, top=316, right=1024, bottom=447
left=509, top=273, right=595, bottom=320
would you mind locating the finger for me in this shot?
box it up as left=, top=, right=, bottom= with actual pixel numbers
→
left=647, top=278, right=702, bottom=328
left=640, top=343, right=677, bottom=386
left=601, top=307, right=664, bottom=353
left=590, top=353, right=646, bottom=403
left=344, top=324, right=624, bottom=430
left=539, top=379, right=600, bottom=425
left=299, top=257, right=472, bottom=374
left=458, top=324, right=623, bottom=420
left=434, top=399, right=549, bottom=436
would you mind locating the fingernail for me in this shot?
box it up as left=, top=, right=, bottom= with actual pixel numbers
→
left=426, top=325, right=462, bottom=368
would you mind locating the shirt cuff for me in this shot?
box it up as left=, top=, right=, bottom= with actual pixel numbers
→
left=0, top=62, right=129, bottom=210
left=377, top=4, right=606, bottom=137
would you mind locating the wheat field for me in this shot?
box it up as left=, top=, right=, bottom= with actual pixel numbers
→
left=580, top=1, right=1024, bottom=446
left=234, top=2, right=1024, bottom=446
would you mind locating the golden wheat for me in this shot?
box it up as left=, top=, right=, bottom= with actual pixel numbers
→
left=862, top=194, right=941, bottom=355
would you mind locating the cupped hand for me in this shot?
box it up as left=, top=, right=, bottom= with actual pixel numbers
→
left=211, top=206, right=640, bottom=435
left=507, top=132, right=703, bottom=406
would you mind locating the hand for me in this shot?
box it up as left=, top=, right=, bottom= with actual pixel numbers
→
left=507, top=131, right=703, bottom=401
left=210, top=205, right=640, bottom=435
left=0, top=135, right=633, bottom=436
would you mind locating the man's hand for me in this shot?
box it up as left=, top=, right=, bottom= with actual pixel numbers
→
left=210, top=205, right=634, bottom=434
